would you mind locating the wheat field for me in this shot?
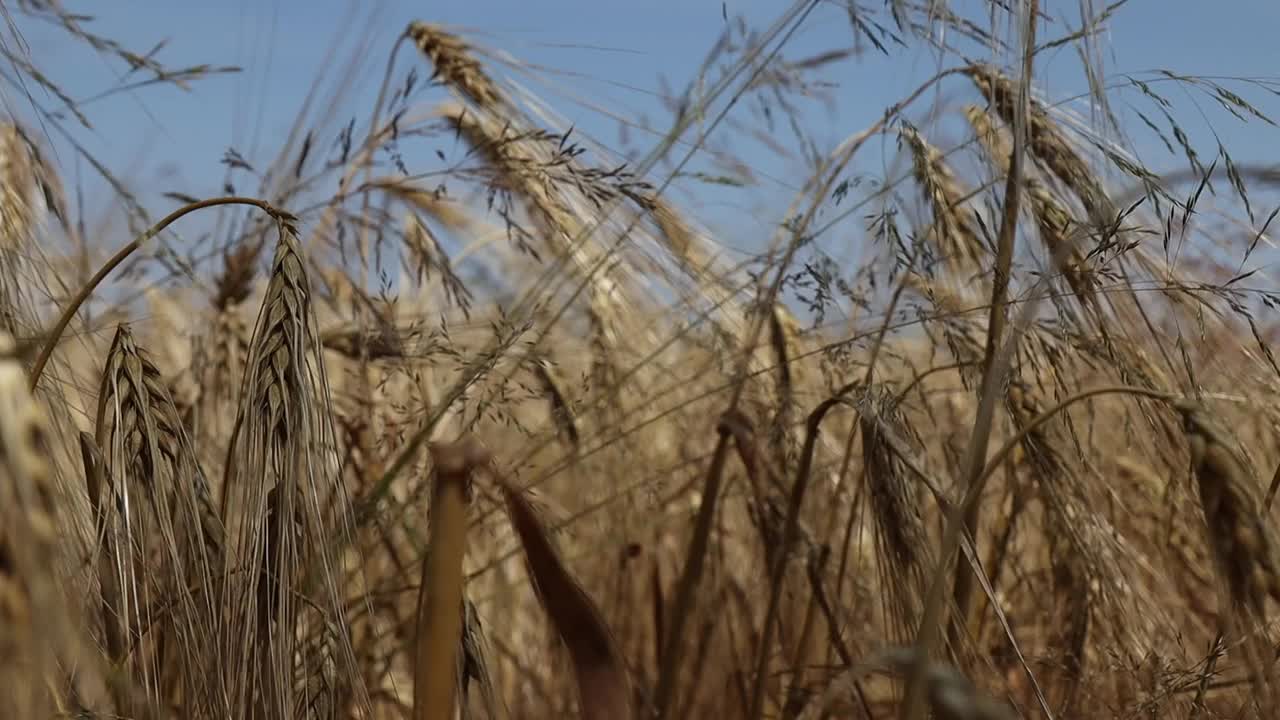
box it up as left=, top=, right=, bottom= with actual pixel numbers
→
left=2, top=2, right=1280, bottom=719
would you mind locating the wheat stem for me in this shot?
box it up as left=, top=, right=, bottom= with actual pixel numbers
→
left=29, top=196, right=280, bottom=389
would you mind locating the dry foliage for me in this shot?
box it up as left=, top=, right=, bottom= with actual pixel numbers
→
left=4, top=3, right=1280, bottom=720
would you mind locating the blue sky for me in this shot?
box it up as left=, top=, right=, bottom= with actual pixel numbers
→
left=11, top=1, right=1280, bottom=277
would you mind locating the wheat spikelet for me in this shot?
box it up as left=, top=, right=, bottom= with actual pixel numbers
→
left=767, top=307, right=800, bottom=461
left=1009, top=382, right=1175, bottom=677
left=372, top=176, right=477, bottom=235
left=409, top=23, right=648, bottom=369
left=905, top=272, right=986, bottom=389
left=1003, top=381, right=1091, bottom=711
left=439, top=102, right=630, bottom=414
left=459, top=596, right=504, bottom=720
left=438, top=103, right=626, bottom=313
left=90, top=324, right=228, bottom=714
left=856, top=385, right=934, bottom=650
left=646, top=196, right=755, bottom=332
left=0, top=331, right=73, bottom=717
left=413, top=27, right=744, bottom=439
left=407, top=22, right=506, bottom=111
left=649, top=199, right=695, bottom=264
left=187, top=304, right=252, bottom=505
left=97, top=325, right=227, bottom=569
left=964, top=105, right=1100, bottom=322
left=965, top=65, right=1116, bottom=231
left=966, top=63, right=1209, bottom=324
left=296, top=622, right=340, bottom=720
left=1177, top=401, right=1280, bottom=612
left=401, top=218, right=469, bottom=317
left=901, top=125, right=988, bottom=279
left=0, top=122, right=63, bottom=245
left=1176, top=400, right=1280, bottom=711
left=211, top=306, right=252, bottom=394
left=214, top=236, right=265, bottom=313
left=222, top=215, right=372, bottom=719
left=0, top=121, right=64, bottom=334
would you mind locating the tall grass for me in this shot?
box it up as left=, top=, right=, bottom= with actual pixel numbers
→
left=3, top=1, right=1280, bottom=718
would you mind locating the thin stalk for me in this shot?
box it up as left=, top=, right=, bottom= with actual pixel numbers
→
left=651, top=428, right=734, bottom=720
left=948, top=0, right=1040, bottom=658
left=29, top=196, right=279, bottom=389
left=746, top=385, right=858, bottom=720
left=412, top=442, right=474, bottom=720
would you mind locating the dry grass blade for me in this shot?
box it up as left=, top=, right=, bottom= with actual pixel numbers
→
left=653, top=417, right=735, bottom=720
left=497, top=467, right=633, bottom=720
left=747, top=387, right=856, bottom=720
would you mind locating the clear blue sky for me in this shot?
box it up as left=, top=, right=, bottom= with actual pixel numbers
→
left=11, top=0, right=1280, bottom=275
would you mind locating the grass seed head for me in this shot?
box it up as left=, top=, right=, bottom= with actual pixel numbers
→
left=408, top=21, right=505, bottom=111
